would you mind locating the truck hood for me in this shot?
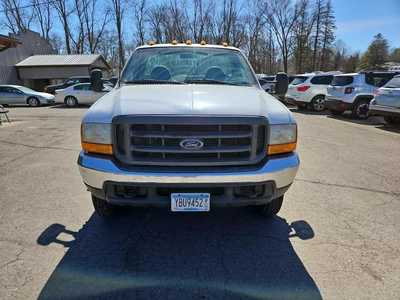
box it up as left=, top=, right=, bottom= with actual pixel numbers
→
left=83, top=85, right=294, bottom=124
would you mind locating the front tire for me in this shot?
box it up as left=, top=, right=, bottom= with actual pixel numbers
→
left=352, top=100, right=370, bottom=119
left=92, top=195, right=119, bottom=219
left=257, top=196, right=284, bottom=217
left=27, top=97, right=40, bottom=107
left=311, top=95, right=325, bottom=112
left=65, top=96, right=78, bottom=108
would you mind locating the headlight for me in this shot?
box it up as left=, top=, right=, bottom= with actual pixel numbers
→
left=268, top=124, right=297, bottom=155
left=81, top=123, right=113, bottom=155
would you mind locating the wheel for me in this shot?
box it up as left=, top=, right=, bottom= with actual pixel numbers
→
left=92, top=195, right=118, bottom=218
left=257, top=196, right=284, bottom=217
left=311, top=95, right=325, bottom=112
left=352, top=100, right=370, bottom=119
left=65, top=96, right=78, bottom=108
left=384, top=116, right=400, bottom=125
left=329, top=109, right=343, bottom=116
left=27, top=97, right=40, bottom=107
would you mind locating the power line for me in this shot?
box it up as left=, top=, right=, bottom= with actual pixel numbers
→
left=0, top=0, right=56, bottom=14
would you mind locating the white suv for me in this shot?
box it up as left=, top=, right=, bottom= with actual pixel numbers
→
left=326, top=72, right=398, bottom=119
left=285, top=72, right=339, bottom=111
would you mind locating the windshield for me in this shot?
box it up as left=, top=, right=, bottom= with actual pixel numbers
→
left=331, top=76, right=354, bottom=86
left=383, top=77, right=400, bottom=88
left=290, top=76, right=308, bottom=85
left=120, top=47, right=258, bottom=87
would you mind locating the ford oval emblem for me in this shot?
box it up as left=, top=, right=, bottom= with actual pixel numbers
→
left=179, top=138, right=204, bottom=150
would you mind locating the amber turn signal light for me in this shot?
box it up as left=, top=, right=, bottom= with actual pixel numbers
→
left=82, top=142, right=113, bottom=155
left=267, top=142, right=297, bottom=155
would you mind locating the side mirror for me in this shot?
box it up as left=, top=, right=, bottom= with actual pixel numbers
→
left=90, top=69, right=104, bottom=92
left=274, top=72, right=289, bottom=96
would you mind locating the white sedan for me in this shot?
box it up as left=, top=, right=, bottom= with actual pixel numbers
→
left=55, top=83, right=112, bottom=107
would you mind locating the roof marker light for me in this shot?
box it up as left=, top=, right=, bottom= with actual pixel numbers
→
left=200, top=40, right=207, bottom=45
left=222, top=42, right=228, bottom=47
left=185, top=40, right=192, bottom=45
left=147, top=40, right=155, bottom=46
left=171, top=40, right=178, bottom=45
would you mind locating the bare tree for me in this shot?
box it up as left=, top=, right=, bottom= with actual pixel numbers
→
left=214, top=0, right=246, bottom=47
left=110, top=0, right=125, bottom=71
left=133, top=0, right=147, bottom=46
left=147, top=3, right=164, bottom=42
left=97, top=29, right=119, bottom=71
left=244, top=0, right=266, bottom=72
left=264, top=0, right=299, bottom=72
left=311, top=0, right=323, bottom=70
left=319, top=0, right=335, bottom=70
left=293, top=0, right=315, bottom=73
left=1, top=0, right=33, bottom=33
left=81, top=0, right=110, bottom=53
left=189, top=0, right=214, bottom=42
left=53, top=0, right=73, bottom=54
left=31, top=0, right=52, bottom=40
left=71, top=0, right=85, bottom=53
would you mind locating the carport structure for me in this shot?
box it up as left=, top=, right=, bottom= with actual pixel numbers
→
left=15, top=54, right=111, bottom=90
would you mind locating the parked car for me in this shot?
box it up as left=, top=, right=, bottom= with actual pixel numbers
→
left=369, top=75, right=400, bottom=125
left=78, top=43, right=299, bottom=219
left=45, top=76, right=90, bottom=94
left=0, top=85, right=55, bottom=107
left=285, top=72, right=340, bottom=111
left=55, top=83, right=112, bottom=107
left=326, top=72, right=399, bottom=119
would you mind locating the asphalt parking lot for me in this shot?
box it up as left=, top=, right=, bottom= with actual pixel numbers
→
left=1, top=106, right=400, bottom=300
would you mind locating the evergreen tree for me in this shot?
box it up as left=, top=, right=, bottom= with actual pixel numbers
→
left=359, top=33, right=389, bottom=70
left=390, top=48, right=400, bottom=62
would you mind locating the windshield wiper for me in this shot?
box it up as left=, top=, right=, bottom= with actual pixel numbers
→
left=185, top=79, right=245, bottom=86
left=122, top=79, right=185, bottom=85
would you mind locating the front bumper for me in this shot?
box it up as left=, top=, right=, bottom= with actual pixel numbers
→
left=78, top=152, right=300, bottom=206
left=325, top=98, right=353, bottom=111
left=369, top=103, right=400, bottom=117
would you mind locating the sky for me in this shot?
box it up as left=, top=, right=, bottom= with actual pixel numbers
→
left=332, top=0, right=400, bottom=52
left=1, top=0, right=399, bottom=53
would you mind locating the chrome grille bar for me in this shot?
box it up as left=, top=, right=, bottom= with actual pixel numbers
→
left=113, top=115, right=268, bottom=167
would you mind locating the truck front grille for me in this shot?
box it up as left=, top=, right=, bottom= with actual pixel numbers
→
left=113, top=116, right=268, bottom=166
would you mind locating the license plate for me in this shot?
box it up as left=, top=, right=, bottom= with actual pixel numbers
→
left=171, top=193, right=210, bottom=212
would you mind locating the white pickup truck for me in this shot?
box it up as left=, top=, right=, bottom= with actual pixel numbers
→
left=78, top=43, right=299, bottom=219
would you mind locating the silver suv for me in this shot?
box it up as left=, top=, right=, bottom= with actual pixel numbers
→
left=326, top=72, right=398, bottom=119
left=369, top=75, right=400, bottom=125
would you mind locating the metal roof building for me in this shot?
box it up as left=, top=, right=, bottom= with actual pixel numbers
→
left=16, top=54, right=111, bottom=80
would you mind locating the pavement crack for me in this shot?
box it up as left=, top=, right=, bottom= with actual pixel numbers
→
left=0, top=139, right=79, bottom=152
left=0, top=246, right=24, bottom=270
left=295, top=177, right=400, bottom=197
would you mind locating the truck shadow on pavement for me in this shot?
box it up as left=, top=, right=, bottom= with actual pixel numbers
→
left=37, top=208, right=322, bottom=300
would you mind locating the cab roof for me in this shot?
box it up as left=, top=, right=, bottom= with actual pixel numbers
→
left=135, top=43, right=240, bottom=52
